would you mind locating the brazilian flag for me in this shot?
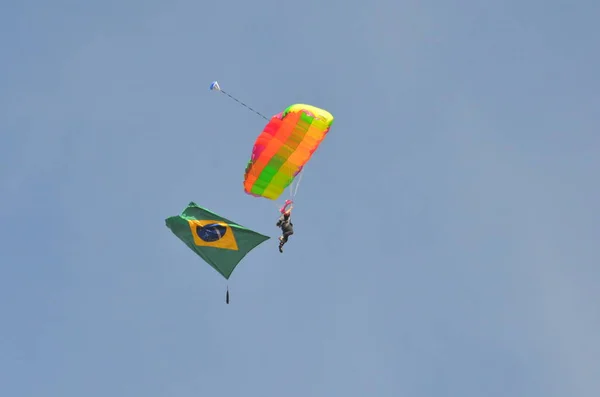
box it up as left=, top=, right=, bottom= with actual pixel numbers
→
left=166, top=202, right=270, bottom=279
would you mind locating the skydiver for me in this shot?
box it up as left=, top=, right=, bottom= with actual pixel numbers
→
left=276, top=206, right=294, bottom=253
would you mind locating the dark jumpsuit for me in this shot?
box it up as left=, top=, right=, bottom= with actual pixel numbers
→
left=277, top=213, right=294, bottom=248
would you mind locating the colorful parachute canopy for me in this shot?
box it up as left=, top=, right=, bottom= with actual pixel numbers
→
left=243, top=104, right=334, bottom=200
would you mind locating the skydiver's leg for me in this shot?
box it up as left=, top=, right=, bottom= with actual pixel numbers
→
left=281, top=231, right=292, bottom=244
left=278, top=228, right=292, bottom=242
left=278, top=231, right=293, bottom=253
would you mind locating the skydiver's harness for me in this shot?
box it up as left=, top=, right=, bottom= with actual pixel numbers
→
left=276, top=215, right=293, bottom=231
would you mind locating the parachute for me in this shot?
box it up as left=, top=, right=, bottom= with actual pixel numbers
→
left=243, top=104, right=334, bottom=200
left=210, top=81, right=334, bottom=201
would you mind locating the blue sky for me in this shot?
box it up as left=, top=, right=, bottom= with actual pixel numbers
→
left=1, top=0, right=599, bottom=396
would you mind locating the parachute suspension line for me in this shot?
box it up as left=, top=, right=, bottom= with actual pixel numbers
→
left=210, top=81, right=268, bottom=121
left=291, top=171, right=303, bottom=198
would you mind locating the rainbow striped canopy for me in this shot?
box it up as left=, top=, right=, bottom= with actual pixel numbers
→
left=243, top=104, right=334, bottom=200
